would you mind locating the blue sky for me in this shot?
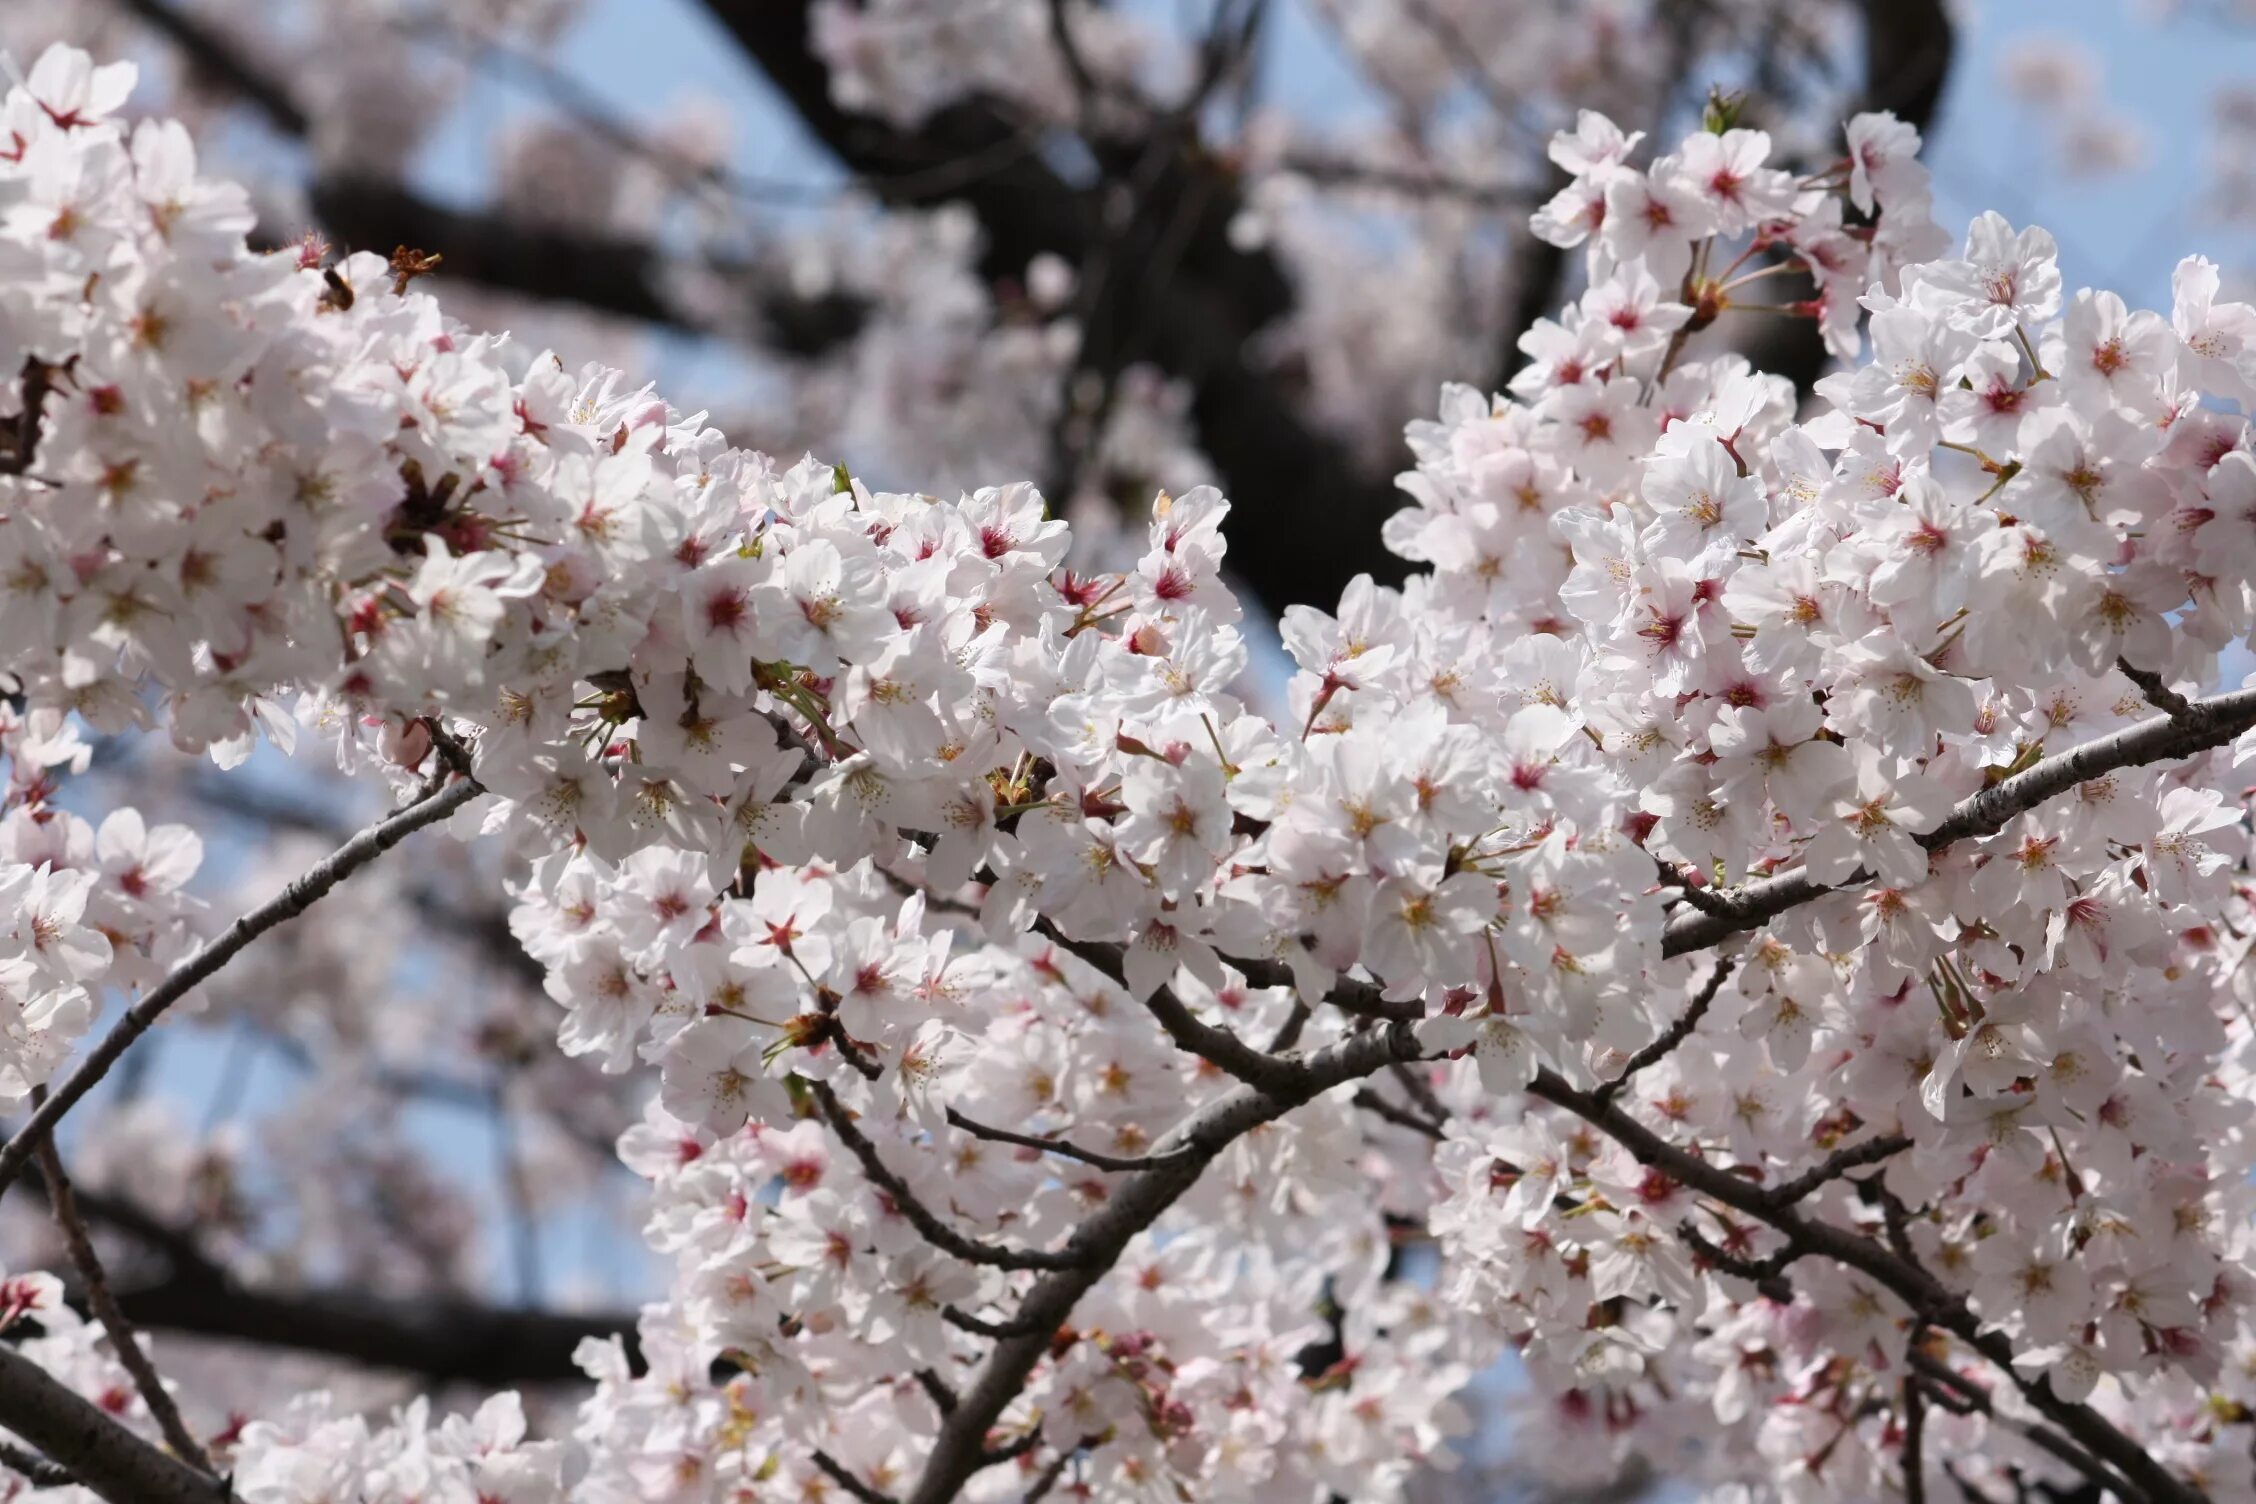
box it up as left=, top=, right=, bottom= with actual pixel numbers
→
left=414, top=0, right=2256, bottom=320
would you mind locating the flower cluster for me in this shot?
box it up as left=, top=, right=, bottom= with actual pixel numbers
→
left=6, top=37, right=2256, bottom=1504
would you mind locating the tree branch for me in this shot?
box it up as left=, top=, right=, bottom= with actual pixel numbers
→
left=903, top=1018, right=1421, bottom=1504
left=1904, top=1349, right=2143, bottom=1504
left=1760, top=1132, right=1912, bottom=1209
left=692, top=0, right=1408, bottom=615
left=0, top=773, right=483, bottom=1203
left=28, top=1097, right=211, bottom=1473
left=0, top=1437, right=75, bottom=1490
left=0, top=1342, right=228, bottom=1504
left=941, top=1306, right=1046, bottom=1341
left=0, top=355, right=57, bottom=480
left=942, top=1108, right=1185, bottom=1174
left=25, top=1172, right=639, bottom=1384
left=1662, top=686, right=2256, bottom=959
left=1596, top=956, right=1735, bottom=1105
left=1352, top=1086, right=1446, bottom=1141
left=810, top=1082, right=1085, bottom=1272
left=113, top=0, right=308, bottom=135
left=1526, top=1069, right=2200, bottom=1504
left=814, top=1447, right=903, bottom=1504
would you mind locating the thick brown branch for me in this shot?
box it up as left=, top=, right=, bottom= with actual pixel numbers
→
left=32, top=1176, right=637, bottom=1384
left=694, top=0, right=1407, bottom=615
left=306, top=176, right=758, bottom=335
left=0, top=1342, right=228, bottom=1504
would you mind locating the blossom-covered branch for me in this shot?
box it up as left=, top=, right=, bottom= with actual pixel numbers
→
left=0, top=774, right=482, bottom=1204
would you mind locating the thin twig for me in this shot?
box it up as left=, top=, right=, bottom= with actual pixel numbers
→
left=811, top=1082, right=1084, bottom=1272
left=944, top=1108, right=1184, bottom=1174
left=1020, top=1434, right=1109, bottom=1504
left=1662, top=685, right=2256, bottom=958
left=28, top=1091, right=212, bottom=1474
left=1262, top=999, right=1311, bottom=1053
left=913, top=1368, right=958, bottom=1416
left=1526, top=1069, right=2199, bottom=1504
left=0, top=772, right=483, bottom=1202
left=1904, top=1350, right=2145, bottom=1504
left=900, top=1020, right=1420, bottom=1504
left=1759, top=1133, right=1911, bottom=1210
left=0, top=1439, right=74, bottom=1490
left=1675, top=1218, right=1798, bottom=1303
left=941, top=1306, right=1046, bottom=1340
left=0, top=1342, right=228, bottom=1504
left=812, top=1448, right=902, bottom=1504
left=1596, top=956, right=1735, bottom=1106
left=1352, top=1087, right=1445, bottom=1141
left=1020, top=1449, right=1077, bottom=1504
left=2116, top=656, right=2193, bottom=718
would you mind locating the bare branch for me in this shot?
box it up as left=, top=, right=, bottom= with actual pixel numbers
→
left=305, top=176, right=768, bottom=335
left=941, top=1306, right=1046, bottom=1341
left=1279, top=151, right=1528, bottom=208
left=28, top=1095, right=212, bottom=1474
left=0, top=1342, right=228, bottom=1504
left=0, top=771, right=482, bottom=1203
left=813, top=1448, right=904, bottom=1504
left=694, top=0, right=1410, bottom=616
left=1596, top=956, right=1735, bottom=1106
left=1904, top=1349, right=2144, bottom=1504
left=35, top=1175, right=641, bottom=1383
left=1352, top=1086, right=1446, bottom=1141
left=1760, top=1132, right=1912, bottom=1210
left=2116, top=656, right=2193, bottom=718
left=1662, top=686, right=2256, bottom=959
left=943, top=1108, right=1186, bottom=1174
left=0, top=1438, right=75, bottom=1490
left=810, top=1082, right=1085, bottom=1272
